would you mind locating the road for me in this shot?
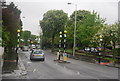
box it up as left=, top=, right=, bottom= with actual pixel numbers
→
left=16, top=50, right=119, bottom=80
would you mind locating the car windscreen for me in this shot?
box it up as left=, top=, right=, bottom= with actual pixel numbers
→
left=33, top=50, right=43, bottom=54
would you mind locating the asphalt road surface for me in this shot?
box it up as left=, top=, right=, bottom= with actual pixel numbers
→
left=16, top=50, right=119, bottom=80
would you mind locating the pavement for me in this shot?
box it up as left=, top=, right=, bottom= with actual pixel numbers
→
left=2, top=52, right=27, bottom=79
left=0, top=47, right=4, bottom=80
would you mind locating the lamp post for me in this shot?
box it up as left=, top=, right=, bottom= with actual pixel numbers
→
left=63, top=30, right=67, bottom=53
left=17, top=29, right=21, bottom=47
left=63, top=30, right=67, bottom=62
left=67, top=3, right=77, bottom=56
left=16, top=29, right=21, bottom=65
left=58, top=31, right=62, bottom=60
left=99, top=34, right=103, bottom=64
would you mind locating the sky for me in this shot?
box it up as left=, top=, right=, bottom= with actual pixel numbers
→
left=6, top=0, right=119, bottom=35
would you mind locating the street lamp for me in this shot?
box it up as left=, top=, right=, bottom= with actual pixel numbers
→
left=67, top=3, right=77, bottom=56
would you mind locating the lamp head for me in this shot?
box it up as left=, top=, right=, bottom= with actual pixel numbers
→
left=59, top=32, right=62, bottom=34
left=17, top=29, right=21, bottom=33
left=64, top=30, right=67, bottom=34
left=99, top=35, right=103, bottom=38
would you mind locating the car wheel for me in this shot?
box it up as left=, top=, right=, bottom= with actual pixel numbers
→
left=30, top=58, right=33, bottom=61
left=42, top=58, right=45, bottom=61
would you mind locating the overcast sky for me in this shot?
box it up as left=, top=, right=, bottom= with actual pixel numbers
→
left=6, top=0, right=119, bottom=35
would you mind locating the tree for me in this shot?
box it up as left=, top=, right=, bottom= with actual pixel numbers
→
left=66, top=10, right=105, bottom=49
left=21, top=30, right=31, bottom=46
left=31, top=34, right=37, bottom=40
left=40, top=10, right=68, bottom=50
left=92, top=23, right=118, bottom=49
left=2, top=2, right=22, bottom=72
left=2, top=2, right=22, bottom=47
left=0, top=21, right=2, bottom=38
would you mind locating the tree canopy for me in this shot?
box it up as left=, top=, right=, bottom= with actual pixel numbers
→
left=66, top=10, right=105, bottom=48
left=2, top=2, right=22, bottom=47
left=40, top=10, right=68, bottom=49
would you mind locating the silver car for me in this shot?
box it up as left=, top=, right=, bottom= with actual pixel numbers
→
left=22, top=46, right=29, bottom=51
left=30, top=49, right=45, bottom=61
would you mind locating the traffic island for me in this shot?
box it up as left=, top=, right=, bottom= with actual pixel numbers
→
left=58, top=60, right=70, bottom=63
left=54, top=59, right=70, bottom=63
left=54, top=52, right=70, bottom=63
left=53, top=59, right=63, bottom=61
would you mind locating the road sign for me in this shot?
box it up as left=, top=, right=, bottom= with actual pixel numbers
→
left=63, top=53, right=67, bottom=61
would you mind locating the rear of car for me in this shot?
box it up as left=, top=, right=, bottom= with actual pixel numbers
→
left=84, top=47, right=90, bottom=52
left=30, top=50, right=45, bottom=61
left=22, top=46, right=29, bottom=51
left=90, top=48, right=99, bottom=54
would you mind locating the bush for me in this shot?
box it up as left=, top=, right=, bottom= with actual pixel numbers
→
left=106, top=46, right=112, bottom=50
left=75, top=47, right=79, bottom=51
left=113, top=48, right=120, bottom=56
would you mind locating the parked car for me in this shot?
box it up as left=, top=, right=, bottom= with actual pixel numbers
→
left=84, top=47, right=90, bottom=52
left=90, top=48, right=98, bottom=53
left=22, top=46, right=29, bottom=51
left=30, top=49, right=45, bottom=61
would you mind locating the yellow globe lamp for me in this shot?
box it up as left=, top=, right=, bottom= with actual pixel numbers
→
left=31, top=41, right=33, bottom=44
left=17, top=29, right=21, bottom=33
left=99, top=35, right=103, bottom=39
left=64, top=30, right=67, bottom=34
left=59, top=32, right=62, bottom=34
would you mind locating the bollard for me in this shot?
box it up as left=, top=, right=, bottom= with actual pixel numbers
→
left=57, top=52, right=60, bottom=60
left=63, top=53, right=67, bottom=62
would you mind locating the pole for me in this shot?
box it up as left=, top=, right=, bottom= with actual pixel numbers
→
left=63, top=32, right=66, bottom=53
left=99, top=35, right=103, bottom=64
left=99, top=43, right=101, bottom=64
left=58, top=32, right=62, bottom=60
left=63, top=30, right=67, bottom=62
left=73, top=4, right=77, bottom=56
left=17, top=31, right=20, bottom=65
left=17, top=33, right=20, bottom=47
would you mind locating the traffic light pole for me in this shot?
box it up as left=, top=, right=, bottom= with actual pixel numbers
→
left=99, top=43, right=101, bottom=64
left=59, top=33, right=62, bottom=60
left=99, top=35, right=103, bottom=64
left=63, top=31, right=67, bottom=62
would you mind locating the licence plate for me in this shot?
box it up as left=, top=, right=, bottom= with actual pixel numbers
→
left=36, top=55, right=41, bottom=56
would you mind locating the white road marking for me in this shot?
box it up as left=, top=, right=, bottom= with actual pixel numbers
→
left=64, top=66, right=66, bottom=69
left=56, top=63, right=58, bottom=65
left=33, top=69, right=36, bottom=72
left=27, top=61, right=32, bottom=64
left=77, top=72, right=80, bottom=75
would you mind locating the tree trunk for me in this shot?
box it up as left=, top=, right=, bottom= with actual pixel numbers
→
left=2, top=46, right=18, bottom=73
left=112, top=42, right=116, bottom=66
left=51, top=34, right=55, bottom=52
